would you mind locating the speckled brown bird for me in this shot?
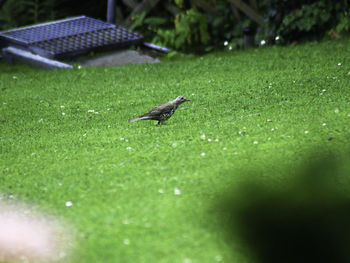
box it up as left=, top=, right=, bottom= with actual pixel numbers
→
left=128, top=96, right=190, bottom=125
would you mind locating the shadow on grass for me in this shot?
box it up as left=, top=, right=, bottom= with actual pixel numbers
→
left=216, top=151, right=350, bottom=263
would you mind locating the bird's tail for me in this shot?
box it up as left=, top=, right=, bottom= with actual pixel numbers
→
left=128, top=116, right=151, bottom=122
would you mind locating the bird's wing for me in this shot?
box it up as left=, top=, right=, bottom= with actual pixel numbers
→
left=140, top=102, right=174, bottom=118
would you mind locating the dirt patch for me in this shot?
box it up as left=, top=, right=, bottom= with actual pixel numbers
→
left=73, top=49, right=161, bottom=67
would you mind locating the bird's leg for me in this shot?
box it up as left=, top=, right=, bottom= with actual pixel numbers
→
left=157, top=120, right=161, bottom=125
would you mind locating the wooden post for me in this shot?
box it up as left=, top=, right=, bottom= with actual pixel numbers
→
left=227, top=0, right=264, bottom=26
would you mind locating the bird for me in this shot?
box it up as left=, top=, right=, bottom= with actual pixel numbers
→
left=128, top=96, right=190, bottom=125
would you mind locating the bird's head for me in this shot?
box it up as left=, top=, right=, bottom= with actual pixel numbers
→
left=174, top=96, right=190, bottom=104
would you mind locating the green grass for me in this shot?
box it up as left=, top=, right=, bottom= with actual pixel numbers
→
left=1, top=38, right=350, bottom=263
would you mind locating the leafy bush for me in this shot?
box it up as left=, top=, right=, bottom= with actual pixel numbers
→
left=153, top=8, right=209, bottom=51
left=0, top=0, right=56, bottom=30
left=261, top=0, right=350, bottom=44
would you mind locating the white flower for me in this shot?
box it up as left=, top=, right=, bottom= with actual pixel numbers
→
left=174, top=188, right=181, bottom=195
left=120, top=137, right=125, bottom=141
left=304, top=130, right=309, bottom=134
left=123, top=239, right=130, bottom=245
left=126, top=146, right=132, bottom=150
left=60, top=105, right=64, bottom=109
left=322, top=123, right=326, bottom=126
left=172, top=142, right=178, bottom=148
left=83, top=133, right=87, bottom=136
left=65, top=201, right=73, bottom=207
left=224, top=41, right=228, bottom=46
left=253, top=141, right=258, bottom=144
left=334, top=108, right=339, bottom=113
left=94, top=112, right=99, bottom=114
left=215, top=138, right=219, bottom=142
left=200, top=134, right=206, bottom=140
left=271, top=128, right=275, bottom=131
left=275, top=36, right=280, bottom=41
left=223, top=147, right=227, bottom=151
left=61, top=112, right=65, bottom=116
left=229, top=46, right=233, bottom=50
left=338, top=63, right=342, bottom=66
left=88, top=110, right=94, bottom=113
left=260, top=40, right=266, bottom=45
left=158, top=189, right=164, bottom=194
left=38, top=118, right=43, bottom=122
left=201, top=152, right=206, bottom=157
left=207, top=138, right=212, bottom=142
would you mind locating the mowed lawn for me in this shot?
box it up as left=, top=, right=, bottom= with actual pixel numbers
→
left=1, top=38, right=350, bottom=263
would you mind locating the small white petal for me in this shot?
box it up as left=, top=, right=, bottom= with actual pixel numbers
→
left=201, top=152, right=206, bottom=157
left=158, top=189, right=164, bottom=194
left=38, top=118, right=43, bottom=122
left=60, top=105, right=65, bottom=109
left=260, top=40, right=266, bottom=45
left=207, top=138, right=212, bottom=142
left=304, top=130, right=309, bottom=134
left=120, top=137, right=125, bottom=141
left=338, top=63, right=342, bottom=66
left=215, top=138, right=219, bottom=142
left=253, top=141, right=258, bottom=144
left=88, top=110, right=94, bottom=113
left=174, top=188, right=181, bottom=195
left=224, top=41, right=228, bottom=46
left=65, top=201, right=73, bottom=207
left=61, top=112, right=65, bottom=116
left=334, top=108, right=339, bottom=113
left=200, top=134, right=206, bottom=140
left=322, top=123, right=326, bottom=126
left=126, top=146, right=132, bottom=150
left=223, top=147, right=227, bottom=151
left=83, top=133, right=87, bottom=136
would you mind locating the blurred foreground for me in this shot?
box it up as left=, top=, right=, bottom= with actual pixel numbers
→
left=219, top=150, right=350, bottom=263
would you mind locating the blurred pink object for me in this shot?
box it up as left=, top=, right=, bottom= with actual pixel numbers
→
left=0, top=203, right=70, bottom=262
